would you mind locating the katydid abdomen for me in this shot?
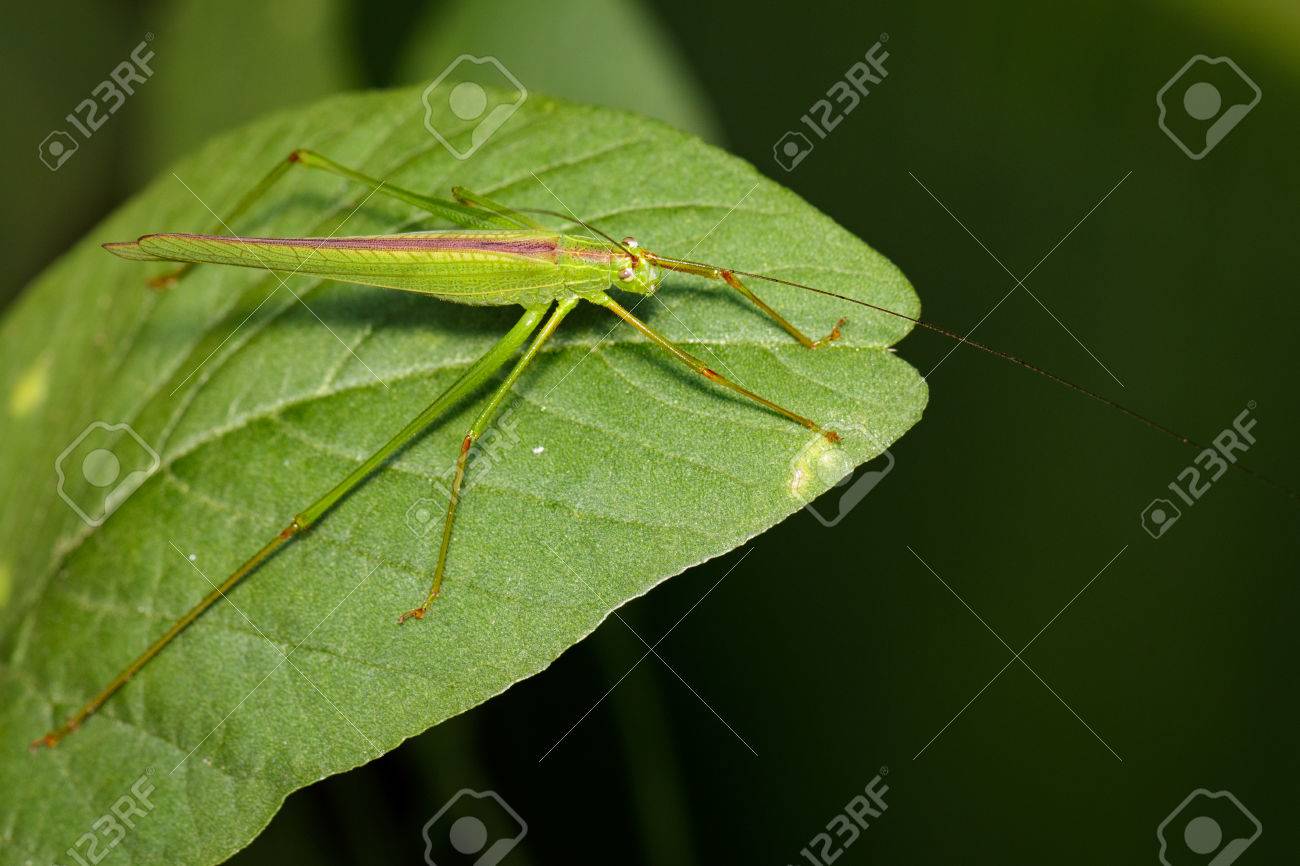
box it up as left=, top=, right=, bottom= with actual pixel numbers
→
left=104, top=229, right=657, bottom=305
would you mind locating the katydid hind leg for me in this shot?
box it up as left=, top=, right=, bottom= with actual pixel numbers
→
left=147, top=154, right=298, bottom=289
left=32, top=305, right=550, bottom=748
left=147, top=148, right=523, bottom=289
left=450, top=186, right=548, bottom=230
left=399, top=296, right=583, bottom=623
left=288, top=150, right=524, bottom=230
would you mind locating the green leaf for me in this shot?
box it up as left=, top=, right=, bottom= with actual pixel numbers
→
left=0, top=87, right=925, bottom=865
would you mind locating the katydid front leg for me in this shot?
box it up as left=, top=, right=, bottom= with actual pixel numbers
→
left=595, top=292, right=841, bottom=443
left=33, top=304, right=550, bottom=748
left=645, top=253, right=846, bottom=349
left=399, top=295, right=582, bottom=623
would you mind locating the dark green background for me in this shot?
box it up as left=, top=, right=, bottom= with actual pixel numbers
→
left=5, top=1, right=1296, bottom=863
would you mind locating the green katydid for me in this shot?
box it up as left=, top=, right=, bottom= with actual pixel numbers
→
left=31, top=147, right=1284, bottom=749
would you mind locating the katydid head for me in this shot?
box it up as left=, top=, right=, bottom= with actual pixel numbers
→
left=613, top=236, right=663, bottom=295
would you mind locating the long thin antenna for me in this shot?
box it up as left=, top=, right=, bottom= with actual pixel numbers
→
left=717, top=263, right=1295, bottom=500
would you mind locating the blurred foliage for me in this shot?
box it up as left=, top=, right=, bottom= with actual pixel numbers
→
left=131, top=0, right=360, bottom=187
left=393, top=0, right=721, bottom=141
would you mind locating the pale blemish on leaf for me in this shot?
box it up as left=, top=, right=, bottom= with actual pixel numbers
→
left=789, top=421, right=870, bottom=502
left=8, top=355, right=50, bottom=418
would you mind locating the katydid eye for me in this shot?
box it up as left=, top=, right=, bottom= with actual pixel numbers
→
left=618, top=266, right=635, bottom=281
left=622, top=237, right=639, bottom=249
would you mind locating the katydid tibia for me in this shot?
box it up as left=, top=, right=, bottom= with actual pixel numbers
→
left=31, top=148, right=1288, bottom=749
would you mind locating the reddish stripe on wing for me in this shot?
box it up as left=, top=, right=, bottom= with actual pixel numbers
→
left=155, top=233, right=562, bottom=259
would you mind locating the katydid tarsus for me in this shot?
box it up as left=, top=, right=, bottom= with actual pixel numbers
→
left=31, top=147, right=1289, bottom=749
